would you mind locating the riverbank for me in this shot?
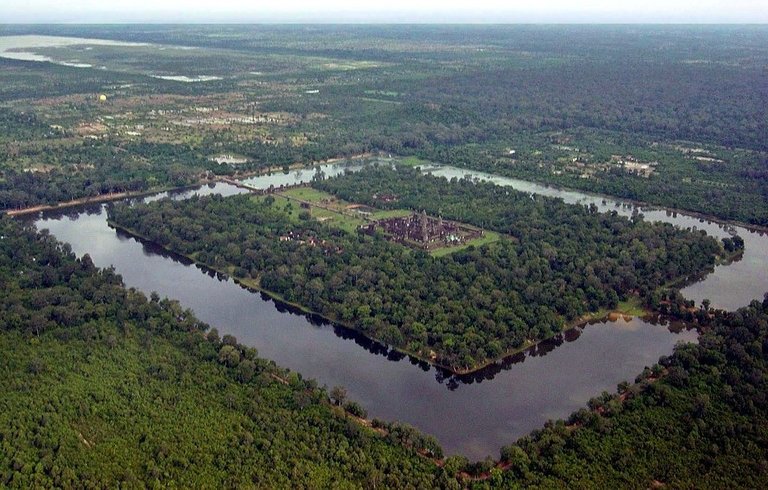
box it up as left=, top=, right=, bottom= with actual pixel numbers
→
left=31, top=195, right=721, bottom=461
left=447, top=298, right=655, bottom=376
left=23, top=155, right=726, bottom=379
left=2, top=154, right=376, bottom=218
left=108, top=219, right=466, bottom=372
left=415, top=159, right=768, bottom=235
left=2, top=185, right=199, bottom=217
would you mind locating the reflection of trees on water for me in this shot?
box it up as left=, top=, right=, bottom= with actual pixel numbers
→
left=21, top=201, right=106, bottom=224
left=24, top=182, right=241, bottom=225
left=433, top=317, right=696, bottom=391
left=106, top=221, right=698, bottom=392
left=138, top=230, right=706, bottom=388
left=288, top=302, right=694, bottom=393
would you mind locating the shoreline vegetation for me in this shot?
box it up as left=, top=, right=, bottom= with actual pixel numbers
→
left=0, top=154, right=372, bottom=217
left=4, top=214, right=764, bottom=486
left=4, top=187, right=183, bottom=217
left=9, top=154, right=743, bottom=378
left=3, top=25, right=768, bottom=487
left=11, top=155, right=736, bottom=376
left=413, top=159, right=768, bottom=236
left=106, top=219, right=713, bottom=378
left=105, top=166, right=727, bottom=373
left=104, top=218, right=744, bottom=482
left=2, top=196, right=763, bottom=485
left=0, top=217, right=447, bottom=488
left=5, top=152, right=768, bottom=236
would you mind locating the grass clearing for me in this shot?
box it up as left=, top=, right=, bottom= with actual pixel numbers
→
left=431, top=231, right=503, bottom=257
left=310, top=207, right=366, bottom=233
left=615, top=296, right=651, bottom=317
left=282, top=186, right=337, bottom=203
left=251, top=194, right=301, bottom=221
left=257, top=186, right=501, bottom=254
left=370, top=209, right=412, bottom=220
left=252, top=192, right=365, bottom=233
left=399, top=156, right=432, bottom=167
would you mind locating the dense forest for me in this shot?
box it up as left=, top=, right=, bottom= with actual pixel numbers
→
left=0, top=162, right=198, bottom=210
left=0, top=217, right=448, bottom=488
left=486, top=297, right=768, bottom=489
left=2, top=25, right=768, bottom=487
left=2, top=213, right=768, bottom=488
left=0, top=110, right=211, bottom=211
left=109, top=170, right=721, bottom=370
left=2, top=26, right=767, bottom=223
left=412, top=138, right=768, bottom=227
left=316, top=166, right=725, bottom=289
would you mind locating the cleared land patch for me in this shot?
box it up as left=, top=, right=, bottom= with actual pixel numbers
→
left=276, top=186, right=500, bottom=256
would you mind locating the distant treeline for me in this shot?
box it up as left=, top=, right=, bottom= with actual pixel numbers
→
left=3, top=25, right=767, bottom=223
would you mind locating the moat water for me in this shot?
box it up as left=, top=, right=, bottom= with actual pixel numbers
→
left=27, top=159, right=768, bottom=459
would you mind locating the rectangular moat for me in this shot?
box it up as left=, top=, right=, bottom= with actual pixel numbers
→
left=27, top=162, right=768, bottom=460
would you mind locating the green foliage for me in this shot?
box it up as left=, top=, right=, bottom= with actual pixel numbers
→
left=2, top=24, right=768, bottom=487
left=419, top=135, right=768, bottom=227
left=492, top=298, right=768, bottom=489
left=3, top=26, right=767, bottom=224
left=0, top=217, right=442, bottom=488
left=110, top=170, right=718, bottom=370
left=0, top=138, right=204, bottom=210
left=343, top=401, right=367, bottom=419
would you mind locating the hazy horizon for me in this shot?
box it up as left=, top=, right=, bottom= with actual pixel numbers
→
left=1, top=1, right=767, bottom=24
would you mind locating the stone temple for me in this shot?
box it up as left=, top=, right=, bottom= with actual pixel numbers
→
left=359, top=211, right=483, bottom=251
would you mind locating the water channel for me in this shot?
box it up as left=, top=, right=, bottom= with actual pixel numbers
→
left=28, top=159, right=768, bottom=460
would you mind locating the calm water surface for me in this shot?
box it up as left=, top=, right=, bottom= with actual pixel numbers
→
left=29, top=162, right=767, bottom=459
left=0, top=35, right=147, bottom=63
left=239, top=160, right=371, bottom=189
left=426, top=165, right=768, bottom=311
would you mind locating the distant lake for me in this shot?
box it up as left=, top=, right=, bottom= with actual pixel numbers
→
left=150, top=75, right=223, bottom=82
left=0, top=35, right=147, bottom=64
left=0, top=35, right=221, bottom=82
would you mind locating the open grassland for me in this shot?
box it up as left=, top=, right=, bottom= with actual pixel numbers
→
left=281, top=186, right=337, bottom=203
left=369, top=208, right=412, bottom=220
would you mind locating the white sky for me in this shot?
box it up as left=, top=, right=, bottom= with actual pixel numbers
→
left=2, top=0, right=767, bottom=23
